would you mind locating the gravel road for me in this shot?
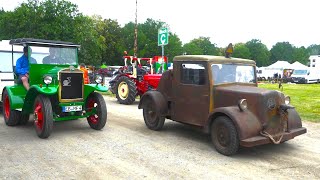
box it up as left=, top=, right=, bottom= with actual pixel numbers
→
left=0, top=96, right=319, bottom=179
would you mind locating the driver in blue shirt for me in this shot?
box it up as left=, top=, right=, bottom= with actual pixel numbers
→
left=16, top=46, right=31, bottom=90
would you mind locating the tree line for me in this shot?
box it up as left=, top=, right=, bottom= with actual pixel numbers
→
left=1, top=0, right=320, bottom=67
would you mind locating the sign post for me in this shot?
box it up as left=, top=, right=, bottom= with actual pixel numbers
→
left=158, top=27, right=169, bottom=73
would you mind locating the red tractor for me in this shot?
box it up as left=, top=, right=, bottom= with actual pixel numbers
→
left=109, top=55, right=168, bottom=105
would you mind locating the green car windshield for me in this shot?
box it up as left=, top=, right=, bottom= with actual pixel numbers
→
left=28, top=46, right=77, bottom=65
left=212, top=64, right=255, bottom=84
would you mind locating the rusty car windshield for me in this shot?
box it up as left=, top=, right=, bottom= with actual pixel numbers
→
left=29, top=46, right=77, bottom=65
left=211, top=64, right=255, bottom=84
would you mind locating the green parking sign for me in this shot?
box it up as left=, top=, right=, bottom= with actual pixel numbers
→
left=158, top=28, right=169, bottom=46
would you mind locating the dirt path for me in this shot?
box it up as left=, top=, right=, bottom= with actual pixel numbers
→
left=0, top=96, right=319, bottom=179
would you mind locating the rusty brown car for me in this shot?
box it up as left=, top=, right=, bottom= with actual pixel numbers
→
left=138, top=54, right=307, bottom=156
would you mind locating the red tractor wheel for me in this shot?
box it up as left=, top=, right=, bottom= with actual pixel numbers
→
left=33, top=95, right=53, bottom=139
left=86, top=92, right=107, bottom=130
left=116, top=76, right=137, bottom=105
left=2, top=89, right=20, bottom=126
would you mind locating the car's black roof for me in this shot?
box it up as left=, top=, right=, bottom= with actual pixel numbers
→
left=9, top=38, right=80, bottom=47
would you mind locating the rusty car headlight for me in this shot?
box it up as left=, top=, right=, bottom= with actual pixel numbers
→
left=43, top=75, right=53, bottom=85
left=95, top=75, right=103, bottom=84
left=238, top=99, right=248, bottom=111
left=285, top=96, right=290, bottom=105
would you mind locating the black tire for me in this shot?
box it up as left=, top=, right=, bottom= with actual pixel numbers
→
left=33, top=94, right=53, bottom=139
left=115, top=76, right=137, bottom=105
left=2, top=89, right=20, bottom=126
left=19, top=113, right=30, bottom=125
left=86, top=92, right=107, bottom=130
left=211, top=116, right=239, bottom=156
left=142, top=98, right=165, bottom=131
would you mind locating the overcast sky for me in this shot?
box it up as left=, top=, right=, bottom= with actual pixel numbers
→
left=1, top=0, right=319, bottom=49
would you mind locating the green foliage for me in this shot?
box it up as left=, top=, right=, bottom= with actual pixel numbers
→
left=293, top=46, right=309, bottom=65
left=183, top=37, right=219, bottom=55
left=270, top=42, right=294, bottom=63
left=166, top=33, right=183, bottom=62
left=233, top=43, right=251, bottom=59
left=0, top=0, right=319, bottom=68
left=307, top=44, right=320, bottom=55
left=245, top=39, right=271, bottom=67
left=259, top=83, right=320, bottom=122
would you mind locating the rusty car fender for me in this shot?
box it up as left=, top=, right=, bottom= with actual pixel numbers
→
left=138, top=90, right=168, bottom=116
left=207, top=106, right=263, bottom=140
left=287, top=108, right=303, bottom=130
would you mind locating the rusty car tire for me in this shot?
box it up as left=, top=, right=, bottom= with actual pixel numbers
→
left=33, top=95, right=53, bottom=139
left=116, top=76, right=137, bottom=105
left=211, top=116, right=239, bottom=156
left=2, top=89, right=20, bottom=126
left=143, top=98, right=165, bottom=130
left=86, top=92, right=107, bottom=130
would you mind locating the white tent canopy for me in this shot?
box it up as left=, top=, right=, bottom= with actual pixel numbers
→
left=288, top=61, right=308, bottom=70
left=265, top=61, right=291, bottom=70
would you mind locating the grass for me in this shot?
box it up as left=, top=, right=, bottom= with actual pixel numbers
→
left=258, top=83, right=320, bottom=122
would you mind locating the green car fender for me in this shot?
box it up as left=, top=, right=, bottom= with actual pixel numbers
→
left=3, top=85, right=26, bottom=110
left=22, top=85, right=58, bottom=114
left=84, top=84, right=108, bottom=100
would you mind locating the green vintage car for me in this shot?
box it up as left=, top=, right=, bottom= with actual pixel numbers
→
left=1, top=38, right=108, bottom=138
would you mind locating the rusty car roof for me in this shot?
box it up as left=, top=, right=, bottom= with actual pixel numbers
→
left=174, top=55, right=256, bottom=65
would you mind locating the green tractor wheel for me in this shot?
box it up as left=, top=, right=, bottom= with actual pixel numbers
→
left=33, top=94, right=53, bottom=139
left=86, top=92, right=107, bottom=130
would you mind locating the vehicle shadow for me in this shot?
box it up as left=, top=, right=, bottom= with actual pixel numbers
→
left=155, top=121, right=301, bottom=158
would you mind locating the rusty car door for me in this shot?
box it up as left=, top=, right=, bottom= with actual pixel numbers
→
left=171, top=62, right=210, bottom=126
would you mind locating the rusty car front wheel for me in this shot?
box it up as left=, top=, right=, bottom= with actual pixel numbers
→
left=143, top=98, right=165, bottom=131
left=211, top=116, right=239, bottom=156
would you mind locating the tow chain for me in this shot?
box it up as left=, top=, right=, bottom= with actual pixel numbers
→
left=260, top=109, right=288, bottom=144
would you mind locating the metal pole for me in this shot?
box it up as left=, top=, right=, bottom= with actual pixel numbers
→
left=134, top=0, right=138, bottom=58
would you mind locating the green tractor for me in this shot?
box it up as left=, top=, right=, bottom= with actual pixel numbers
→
left=1, top=38, right=108, bottom=138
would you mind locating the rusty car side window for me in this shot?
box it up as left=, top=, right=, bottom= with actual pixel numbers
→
left=181, top=63, right=206, bottom=85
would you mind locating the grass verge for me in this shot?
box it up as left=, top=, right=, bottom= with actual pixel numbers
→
left=259, top=83, right=320, bottom=122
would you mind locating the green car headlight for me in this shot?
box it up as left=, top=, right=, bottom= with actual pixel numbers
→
left=43, top=75, right=53, bottom=85
left=95, top=75, right=103, bottom=84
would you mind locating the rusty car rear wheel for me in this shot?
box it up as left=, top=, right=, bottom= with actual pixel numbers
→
left=33, top=95, right=53, bottom=139
left=211, top=116, right=239, bottom=156
left=143, top=98, right=165, bottom=131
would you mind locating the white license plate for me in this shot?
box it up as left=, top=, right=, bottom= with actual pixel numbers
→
left=62, top=105, right=82, bottom=112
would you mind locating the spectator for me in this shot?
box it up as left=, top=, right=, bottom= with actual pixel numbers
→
left=100, top=62, right=107, bottom=69
left=80, top=63, right=90, bottom=84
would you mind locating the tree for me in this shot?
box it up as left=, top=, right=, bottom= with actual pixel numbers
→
left=165, top=33, right=183, bottom=62
left=183, top=37, right=219, bottom=55
left=307, top=44, right=320, bottom=55
left=293, top=46, right=309, bottom=65
left=270, top=42, right=294, bottom=63
left=233, top=43, right=251, bottom=59
left=245, top=39, right=270, bottom=67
